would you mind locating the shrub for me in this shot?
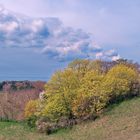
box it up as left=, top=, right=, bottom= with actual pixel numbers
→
left=26, top=115, right=37, bottom=128
left=24, top=100, right=40, bottom=127
left=41, top=69, right=80, bottom=121
left=24, top=59, right=140, bottom=134
left=72, top=71, right=107, bottom=118
left=0, top=90, right=40, bottom=121
left=24, top=100, right=39, bottom=118
left=41, top=94, right=70, bottom=122
left=102, top=64, right=138, bottom=103
left=36, top=116, right=77, bottom=134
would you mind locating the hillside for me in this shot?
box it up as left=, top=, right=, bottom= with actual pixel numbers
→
left=0, top=81, right=46, bottom=121
left=0, top=97, right=140, bottom=140
left=0, top=81, right=46, bottom=93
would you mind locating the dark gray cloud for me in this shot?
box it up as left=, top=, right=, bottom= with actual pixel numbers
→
left=0, top=7, right=120, bottom=61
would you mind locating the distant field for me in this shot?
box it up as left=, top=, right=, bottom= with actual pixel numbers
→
left=0, top=97, right=140, bottom=140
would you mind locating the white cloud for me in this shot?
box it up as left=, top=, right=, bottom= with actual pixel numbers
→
left=0, top=4, right=4, bottom=12
left=0, top=7, right=120, bottom=61
left=0, top=21, right=18, bottom=32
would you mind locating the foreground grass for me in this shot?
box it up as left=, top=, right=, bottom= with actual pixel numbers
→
left=0, top=97, right=140, bottom=140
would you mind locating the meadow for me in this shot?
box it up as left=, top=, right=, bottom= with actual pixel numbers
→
left=0, top=97, right=140, bottom=140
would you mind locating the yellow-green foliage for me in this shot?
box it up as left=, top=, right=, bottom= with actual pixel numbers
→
left=79, top=71, right=104, bottom=97
left=41, top=69, right=80, bottom=121
left=72, top=71, right=106, bottom=118
left=25, top=59, right=139, bottom=126
left=24, top=100, right=39, bottom=118
left=41, top=94, right=69, bottom=121
left=68, top=59, right=91, bottom=76
left=68, top=59, right=103, bottom=77
left=102, top=65, right=138, bottom=99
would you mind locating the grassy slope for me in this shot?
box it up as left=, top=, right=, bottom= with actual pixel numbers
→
left=0, top=97, right=140, bottom=140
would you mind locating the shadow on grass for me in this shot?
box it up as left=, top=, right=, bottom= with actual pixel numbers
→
left=103, top=94, right=140, bottom=116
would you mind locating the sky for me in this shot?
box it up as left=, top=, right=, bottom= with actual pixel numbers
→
left=0, top=0, right=139, bottom=81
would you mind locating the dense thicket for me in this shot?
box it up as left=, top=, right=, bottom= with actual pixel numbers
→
left=0, top=81, right=45, bottom=120
left=0, top=90, right=40, bottom=121
left=25, top=59, right=140, bottom=134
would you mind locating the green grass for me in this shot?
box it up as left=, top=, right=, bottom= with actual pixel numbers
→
left=1, top=97, right=140, bottom=140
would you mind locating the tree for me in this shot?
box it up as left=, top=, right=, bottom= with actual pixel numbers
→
left=102, top=64, right=138, bottom=103
left=41, top=69, right=80, bottom=121
left=24, top=100, right=39, bottom=118
left=72, top=71, right=107, bottom=118
left=24, top=59, right=140, bottom=134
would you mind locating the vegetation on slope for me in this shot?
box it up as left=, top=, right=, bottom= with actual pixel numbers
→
left=0, top=81, right=45, bottom=120
left=0, top=59, right=140, bottom=138
left=0, top=97, right=140, bottom=140
left=24, top=59, right=140, bottom=134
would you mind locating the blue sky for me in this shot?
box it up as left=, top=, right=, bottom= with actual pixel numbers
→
left=0, top=0, right=139, bottom=81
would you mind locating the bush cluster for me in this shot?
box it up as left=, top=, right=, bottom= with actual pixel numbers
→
left=24, top=59, right=140, bottom=134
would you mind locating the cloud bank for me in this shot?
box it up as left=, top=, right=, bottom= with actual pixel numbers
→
left=0, top=7, right=120, bottom=61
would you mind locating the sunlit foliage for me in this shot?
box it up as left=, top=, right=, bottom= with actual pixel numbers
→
left=24, top=59, right=140, bottom=133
